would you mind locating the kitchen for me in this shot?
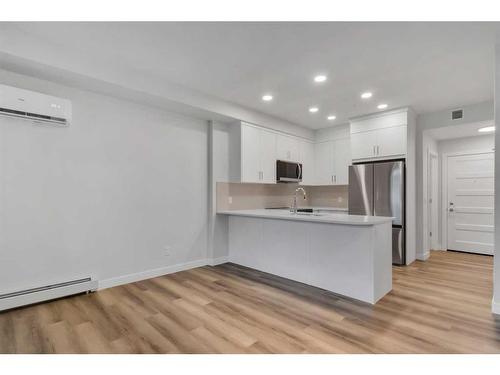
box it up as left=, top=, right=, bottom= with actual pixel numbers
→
left=0, top=20, right=499, bottom=357
left=214, top=108, right=415, bottom=303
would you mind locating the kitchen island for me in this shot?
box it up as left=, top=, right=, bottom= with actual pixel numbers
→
left=217, top=209, right=393, bottom=304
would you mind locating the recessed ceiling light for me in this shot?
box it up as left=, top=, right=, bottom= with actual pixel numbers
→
left=377, top=104, right=388, bottom=110
left=309, top=107, right=319, bottom=113
left=314, top=75, right=327, bottom=83
left=361, top=92, right=373, bottom=99
left=262, top=94, right=273, bottom=101
left=478, top=126, right=495, bottom=133
left=327, top=115, right=336, bottom=121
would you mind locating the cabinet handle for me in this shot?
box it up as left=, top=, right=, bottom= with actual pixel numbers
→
left=373, top=145, right=376, bottom=155
left=334, top=175, right=337, bottom=183
left=377, top=145, right=380, bottom=155
left=331, top=175, right=333, bottom=183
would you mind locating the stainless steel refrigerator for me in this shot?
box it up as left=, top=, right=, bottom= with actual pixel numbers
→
left=348, top=160, right=405, bottom=265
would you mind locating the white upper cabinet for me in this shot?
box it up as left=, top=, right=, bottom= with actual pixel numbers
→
left=350, top=109, right=409, bottom=161
left=334, top=138, right=351, bottom=185
left=314, top=139, right=350, bottom=185
left=241, top=124, right=261, bottom=183
left=376, top=125, right=406, bottom=158
left=276, top=134, right=300, bottom=162
left=314, top=141, right=334, bottom=185
left=259, top=129, right=277, bottom=183
left=299, top=140, right=315, bottom=185
left=350, top=130, right=378, bottom=160
left=241, top=123, right=276, bottom=184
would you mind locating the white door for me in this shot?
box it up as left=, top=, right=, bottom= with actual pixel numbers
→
left=350, top=131, right=376, bottom=160
left=376, top=126, right=407, bottom=158
left=240, top=124, right=261, bottom=183
left=314, top=141, right=334, bottom=185
left=334, top=138, right=351, bottom=185
left=259, top=129, right=277, bottom=184
left=447, top=152, right=494, bottom=255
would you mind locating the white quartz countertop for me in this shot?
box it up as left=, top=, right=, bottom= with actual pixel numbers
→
left=217, top=209, right=393, bottom=226
left=265, top=206, right=348, bottom=212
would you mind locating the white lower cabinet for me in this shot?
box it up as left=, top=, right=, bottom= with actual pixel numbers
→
left=241, top=123, right=276, bottom=183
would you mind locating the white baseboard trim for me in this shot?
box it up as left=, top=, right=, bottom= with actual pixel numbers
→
left=416, top=251, right=430, bottom=261
left=209, top=256, right=229, bottom=266
left=493, top=298, right=500, bottom=315
left=98, top=258, right=208, bottom=290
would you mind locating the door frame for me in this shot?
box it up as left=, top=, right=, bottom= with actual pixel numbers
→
left=441, top=149, right=495, bottom=251
left=426, top=150, right=439, bottom=252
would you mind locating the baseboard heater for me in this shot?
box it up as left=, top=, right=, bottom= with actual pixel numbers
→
left=0, top=277, right=98, bottom=312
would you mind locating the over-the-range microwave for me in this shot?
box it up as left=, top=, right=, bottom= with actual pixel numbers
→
left=276, top=160, right=302, bottom=183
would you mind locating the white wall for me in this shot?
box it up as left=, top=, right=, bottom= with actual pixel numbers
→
left=0, top=69, right=210, bottom=293
left=208, top=121, right=231, bottom=262
left=416, top=101, right=494, bottom=261
left=494, top=44, right=500, bottom=315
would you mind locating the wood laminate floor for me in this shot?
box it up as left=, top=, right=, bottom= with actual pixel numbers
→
left=1, top=250, right=499, bottom=353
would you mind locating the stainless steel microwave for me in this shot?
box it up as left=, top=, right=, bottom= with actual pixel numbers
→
left=276, top=160, right=302, bottom=183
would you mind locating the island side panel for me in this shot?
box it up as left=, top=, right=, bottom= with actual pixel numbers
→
left=307, top=221, right=375, bottom=303
left=228, top=215, right=392, bottom=304
left=372, top=221, right=393, bottom=303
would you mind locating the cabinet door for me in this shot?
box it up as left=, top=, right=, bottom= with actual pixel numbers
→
left=376, top=126, right=407, bottom=158
left=241, top=124, right=261, bottom=183
left=350, top=131, right=376, bottom=161
left=334, top=138, right=351, bottom=185
left=299, top=140, right=315, bottom=185
left=259, top=129, right=277, bottom=184
left=276, top=134, right=300, bottom=162
left=314, top=141, right=334, bottom=185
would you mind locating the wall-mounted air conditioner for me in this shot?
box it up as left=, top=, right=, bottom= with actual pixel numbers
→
left=0, top=84, right=72, bottom=126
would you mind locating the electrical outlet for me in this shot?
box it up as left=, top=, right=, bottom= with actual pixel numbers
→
left=163, top=245, right=172, bottom=256
left=337, top=196, right=343, bottom=203
left=228, top=196, right=233, bottom=204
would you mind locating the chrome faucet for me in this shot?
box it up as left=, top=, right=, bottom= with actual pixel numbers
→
left=290, top=187, right=307, bottom=214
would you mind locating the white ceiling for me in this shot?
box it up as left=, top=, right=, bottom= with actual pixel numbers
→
left=426, top=120, right=495, bottom=140
left=5, top=22, right=500, bottom=129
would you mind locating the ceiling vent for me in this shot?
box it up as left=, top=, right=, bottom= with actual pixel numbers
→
left=451, top=109, right=463, bottom=120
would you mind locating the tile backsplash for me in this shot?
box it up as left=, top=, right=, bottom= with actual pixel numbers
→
left=216, top=182, right=348, bottom=211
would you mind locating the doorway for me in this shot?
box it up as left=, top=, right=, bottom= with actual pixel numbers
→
left=427, top=151, right=439, bottom=250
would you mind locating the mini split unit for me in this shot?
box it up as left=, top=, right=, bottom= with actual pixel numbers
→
left=0, top=83, right=72, bottom=126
